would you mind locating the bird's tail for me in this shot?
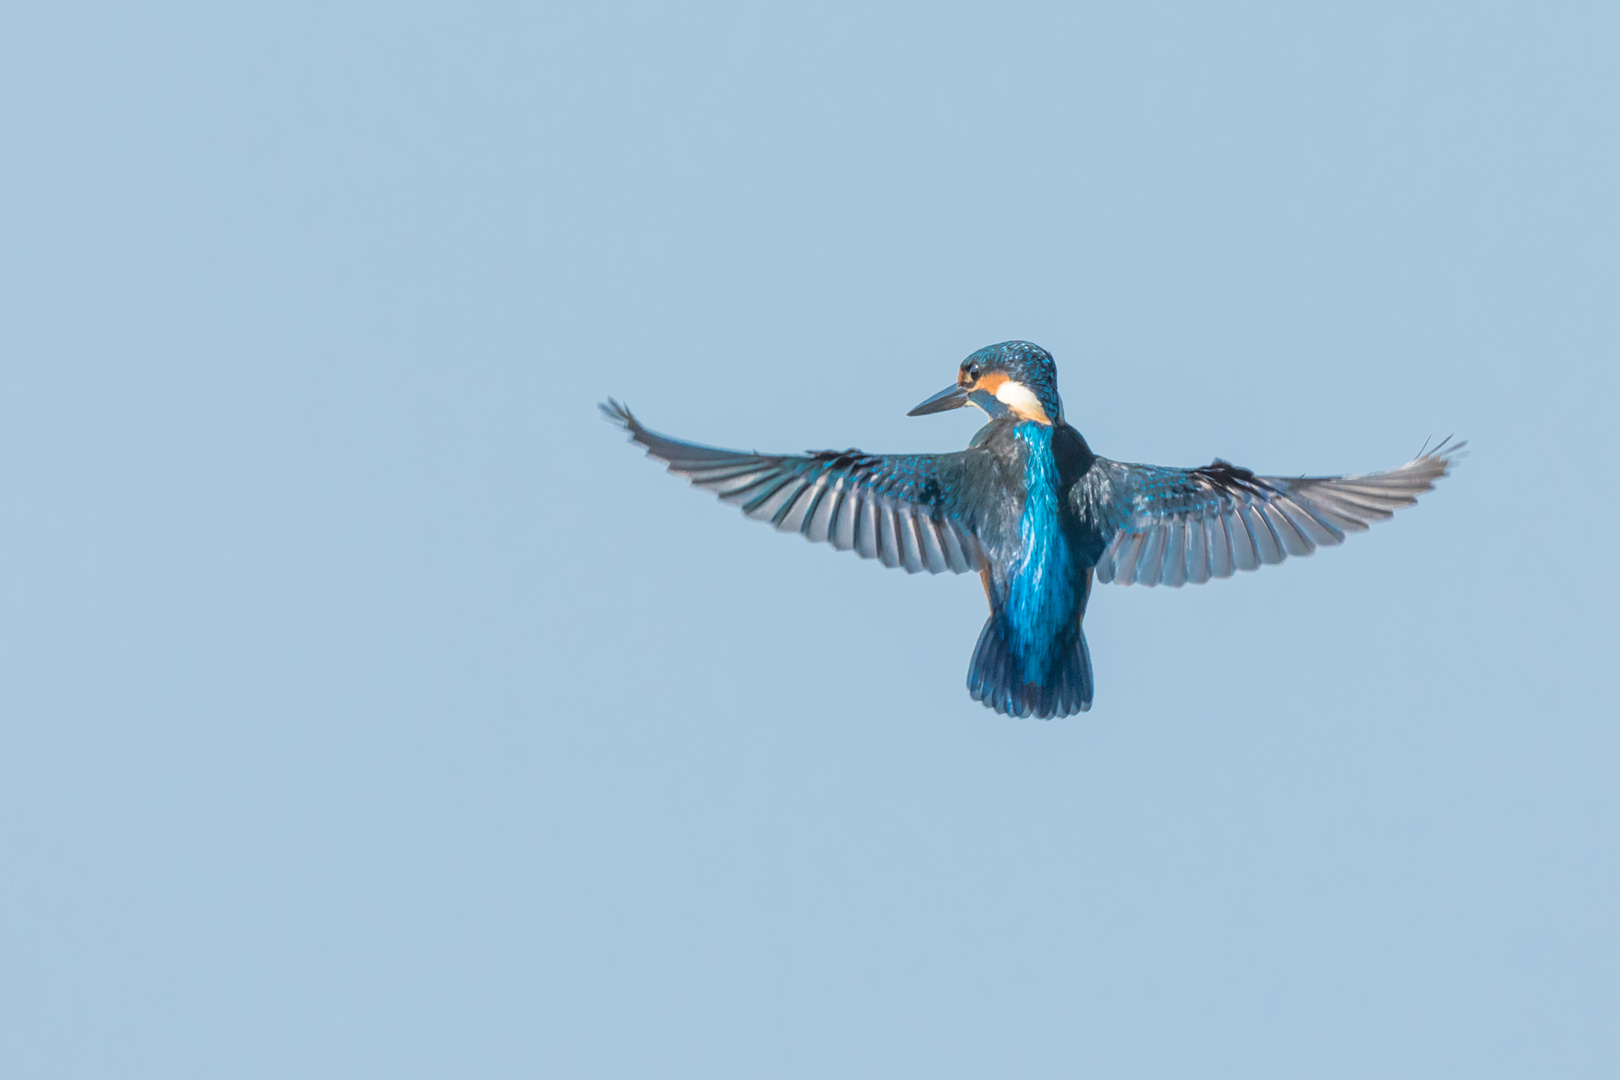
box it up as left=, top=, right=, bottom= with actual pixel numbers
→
left=967, top=617, right=1093, bottom=719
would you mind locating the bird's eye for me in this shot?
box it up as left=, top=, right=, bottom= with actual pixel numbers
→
left=966, top=363, right=980, bottom=381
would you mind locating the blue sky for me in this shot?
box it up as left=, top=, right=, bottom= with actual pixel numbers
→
left=1, top=3, right=1615, bottom=1076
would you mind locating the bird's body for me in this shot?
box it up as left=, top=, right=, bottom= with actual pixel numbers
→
left=605, top=341, right=1457, bottom=718
left=952, top=415, right=1099, bottom=717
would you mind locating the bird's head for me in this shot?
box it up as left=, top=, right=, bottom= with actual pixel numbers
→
left=907, top=341, right=1063, bottom=425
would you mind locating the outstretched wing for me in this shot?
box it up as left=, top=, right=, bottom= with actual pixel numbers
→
left=602, top=400, right=985, bottom=574
left=1082, top=438, right=1462, bottom=587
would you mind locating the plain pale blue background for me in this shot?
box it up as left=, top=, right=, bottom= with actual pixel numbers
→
left=1, top=2, right=1616, bottom=1077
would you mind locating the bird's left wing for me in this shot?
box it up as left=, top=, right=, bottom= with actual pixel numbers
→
left=1077, top=439, right=1461, bottom=587
left=602, top=400, right=986, bottom=574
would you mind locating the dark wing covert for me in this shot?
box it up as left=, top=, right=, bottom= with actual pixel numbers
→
left=602, top=400, right=985, bottom=574
left=1084, top=438, right=1462, bottom=587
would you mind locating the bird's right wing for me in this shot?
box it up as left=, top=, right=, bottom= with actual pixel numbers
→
left=602, top=400, right=987, bottom=574
left=1078, top=438, right=1462, bottom=587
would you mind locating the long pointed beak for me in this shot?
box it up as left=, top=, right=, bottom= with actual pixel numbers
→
left=907, top=383, right=971, bottom=416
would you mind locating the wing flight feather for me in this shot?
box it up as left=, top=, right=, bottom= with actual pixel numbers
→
left=602, top=400, right=985, bottom=575
left=1088, top=438, right=1462, bottom=587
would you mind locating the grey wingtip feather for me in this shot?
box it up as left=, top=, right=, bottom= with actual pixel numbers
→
left=600, top=399, right=665, bottom=458
left=601, top=399, right=692, bottom=477
left=599, top=397, right=635, bottom=430
left=1414, top=434, right=1468, bottom=467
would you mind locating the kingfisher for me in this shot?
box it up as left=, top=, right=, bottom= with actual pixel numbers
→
left=603, top=341, right=1457, bottom=719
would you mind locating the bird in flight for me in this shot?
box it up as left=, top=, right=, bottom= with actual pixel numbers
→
left=603, top=341, right=1458, bottom=719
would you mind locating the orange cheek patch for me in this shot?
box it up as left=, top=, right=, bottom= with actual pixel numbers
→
left=965, top=372, right=1051, bottom=423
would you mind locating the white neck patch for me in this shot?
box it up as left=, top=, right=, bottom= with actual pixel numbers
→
left=994, top=380, right=1053, bottom=424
